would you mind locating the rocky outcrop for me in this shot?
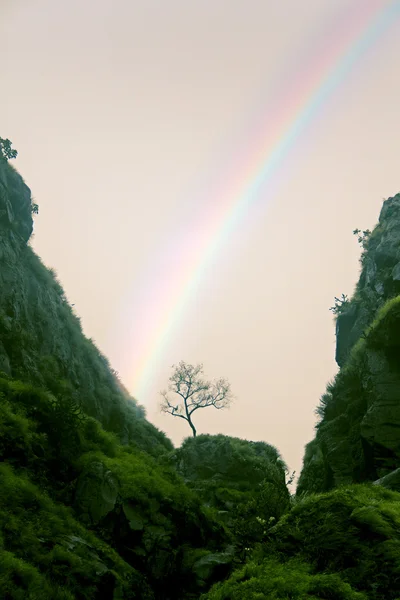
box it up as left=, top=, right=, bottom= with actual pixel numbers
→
left=0, top=159, right=33, bottom=242
left=299, top=192, right=400, bottom=495
left=335, top=193, right=400, bottom=367
left=172, top=435, right=290, bottom=553
left=374, top=467, right=400, bottom=492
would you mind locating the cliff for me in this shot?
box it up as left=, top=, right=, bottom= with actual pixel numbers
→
left=298, top=192, right=400, bottom=495
left=335, top=193, right=400, bottom=366
left=0, top=156, right=170, bottom=457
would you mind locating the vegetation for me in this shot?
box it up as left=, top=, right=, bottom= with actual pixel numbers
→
left=160, top=362, right=233, bottom=437
left=329, top=293, right=349, bottom=315
left=203, top=484, right=400, bottom=599
left=300, top=194, right=400, bottom=499
left=0, top=137, right=18, bottom=161
left=2, top=143, right=400, bottom=598
left=0, top=231, right=170, bottom=458
left=171, top=434, right=290, bottom=555
left=353, top=228, right=371, bottom=248
left=0, top=375, right=232, bottom=599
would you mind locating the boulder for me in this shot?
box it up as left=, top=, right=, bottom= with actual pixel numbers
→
left=193, top=546, right=235, bottom=586
left=373, top=468, right=400, bottom=492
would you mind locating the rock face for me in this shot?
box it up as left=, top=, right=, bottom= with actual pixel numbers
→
left=0, top=159, right=33, bottom=242
left=335, top=193, right=400, bottom=367
left=0, top=160, right=171, bottom=456
left=373, top=468, right=400, bottom=492
left=298, top=193, right=400, bottom=495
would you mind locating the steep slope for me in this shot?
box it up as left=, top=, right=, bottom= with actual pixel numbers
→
left=298, top=192, right=400, bottom=494
left=0, top=374, right=232, bottom=599
left=0, top=156, right=169, bottom=457
left=0, top=154, right=237, bottom=598
left=335, top=193, right=400, bottom=367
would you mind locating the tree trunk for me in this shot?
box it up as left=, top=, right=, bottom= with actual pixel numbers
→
left=188, top=418, right=197, bottom=437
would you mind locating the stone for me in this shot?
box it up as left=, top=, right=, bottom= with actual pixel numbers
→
left=392, top=262, right=400, bottom=281
left=335, top=303, right=359, bottom=367
left=373, top=468, right=400, bottom=492
left=193, top=546, right=235, bottom=585
left=364, top=257, right=377, bottom=286
left=0, top=341, right=11, bottom=375
left=0, top=160, right=33, bottom=243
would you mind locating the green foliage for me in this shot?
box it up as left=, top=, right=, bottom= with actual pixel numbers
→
left=329, top=293, right=349, bottom=315
left=0, top=462, right=149, bottom=600
left=204, top=484, right=400, bottom=600
left=0, top=550, right=75, bottom=600
left=0, top=238, right=171, bottom=457
left=301, top=295, right=400, bottom=494
left=175, top=434, right=286, bottom=488
left=270, top=485, right=400, bottom=598
left=353, top=228, right=371, bottom=248
left=173, top=435, right=290, bottom=553
left=0, top=137, right=18, bottom=161
left=0, top=375, right=229, bottom=598
left=203, top=558, right=366, bottom=599
left=364, top=294, right=400, bottom=351
left=296, top=439, right=332, bottom=496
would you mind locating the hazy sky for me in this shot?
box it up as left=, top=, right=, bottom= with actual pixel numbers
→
left=2, top=0, right=400, bottom=479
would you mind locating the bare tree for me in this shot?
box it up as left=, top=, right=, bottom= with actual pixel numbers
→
left=160, top=361, right=234, bottom=437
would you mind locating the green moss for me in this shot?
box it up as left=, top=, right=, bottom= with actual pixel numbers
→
left=271, top=485, right=400, bottom=598
left=0, top=550, right=74, bottom=600
left=172, top=435, right=290, bottom=553
left=205, top=484, right=400, bottom=599
left=0, top=463, right=149, bottom=599
left=203, top=558, right=366, bottom=599
left=0, top=229, right=171, bottom=457
left=0, top=374, right=229, bottom=598
left=303, top=294, right=400, bottom=493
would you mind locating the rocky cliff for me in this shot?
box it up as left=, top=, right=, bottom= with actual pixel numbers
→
left=298, top=192, right=400, bottom=495
left=0, top=156, right=170, bottom=457
left=335, top=193, right=400, bottom=366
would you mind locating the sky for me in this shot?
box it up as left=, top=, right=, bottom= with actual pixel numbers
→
left=2, top=0, right=400, bottom=480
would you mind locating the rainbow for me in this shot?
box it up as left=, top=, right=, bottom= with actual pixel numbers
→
left=120, top=0, right=399, bottom=402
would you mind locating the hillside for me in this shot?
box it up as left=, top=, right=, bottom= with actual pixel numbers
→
left=0, top=156, right=171, bottom=458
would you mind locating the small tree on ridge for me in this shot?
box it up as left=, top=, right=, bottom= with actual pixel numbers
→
left=0, top=137, right=18, bottom=161
left=160, top=361, right=233, bottom=437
